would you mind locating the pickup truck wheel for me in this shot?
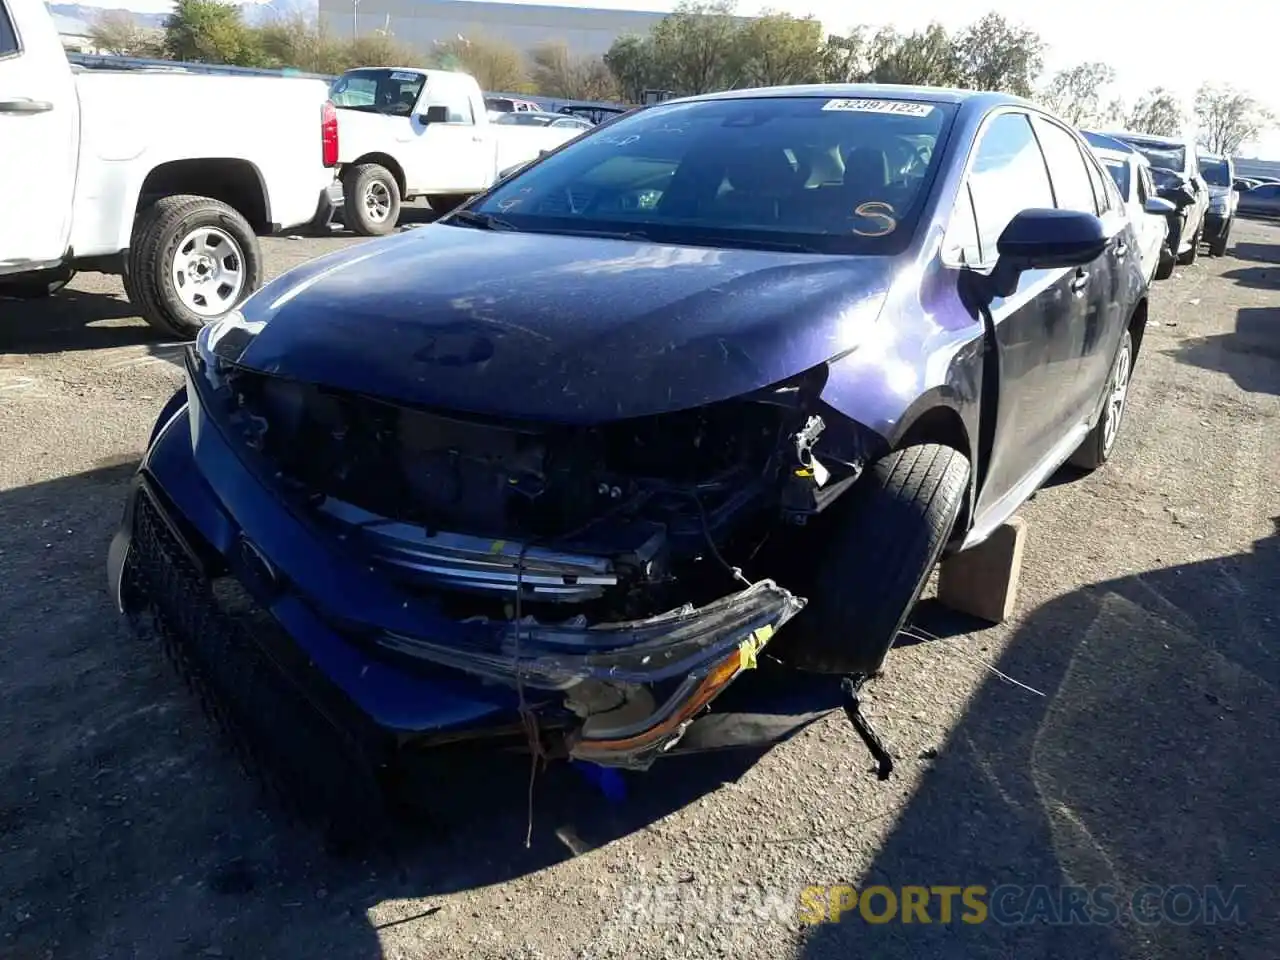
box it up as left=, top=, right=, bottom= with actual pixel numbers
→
left=128, top=195, right=261, bottom=339
left=775, top=444, right=971, bottom=676
left=1070, top=329, right=1133, bottom=471
left=0, top=267, right=75, bottom=299
left=343, top=164, right=400, bottom=236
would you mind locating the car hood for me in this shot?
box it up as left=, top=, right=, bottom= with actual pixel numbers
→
left=235, top=226, right=894, bottom=423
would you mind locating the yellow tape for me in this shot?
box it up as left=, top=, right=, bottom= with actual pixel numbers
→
left=490, top=540, right=507, bottom=554
left=739, top=624, right=774, bottom=670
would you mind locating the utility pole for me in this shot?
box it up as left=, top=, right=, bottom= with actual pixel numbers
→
left=352, top=0, right=360, bottom=39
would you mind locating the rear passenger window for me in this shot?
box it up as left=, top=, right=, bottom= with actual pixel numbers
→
left=966, top=112, right=1055, bottom=265
left=0, top=0, right=19, bottom=56
left=1034, top=118, right=1098, bottom=214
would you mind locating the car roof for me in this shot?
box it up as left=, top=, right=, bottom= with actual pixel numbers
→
left=1081, top=130, right=1141, bottom=156
left=667, top=83, right=1033, bottom=111
left=1100, top=129, right=1188, bottom=148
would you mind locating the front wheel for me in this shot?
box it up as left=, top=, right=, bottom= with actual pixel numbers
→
left=1176, top=222, right=1202, bottom=265
left=776, top=444, right=971, bottom=676
left=1070, top=328, right=1133, bottom=471
left=1209, top=218, right=1232, bottom=257
left=343, top=164, right=401, bottom=236
left=127, top=195, right=261, bottom=340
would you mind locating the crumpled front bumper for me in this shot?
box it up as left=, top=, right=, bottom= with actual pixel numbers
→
left=108, top=382, right=816, bottom=772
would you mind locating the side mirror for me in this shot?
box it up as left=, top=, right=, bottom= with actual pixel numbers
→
left=419, top=105, right=449, bottom=125
left=1143, top=196, right=1177, bottom=215
left=988, top=208, right=1107, bottom=297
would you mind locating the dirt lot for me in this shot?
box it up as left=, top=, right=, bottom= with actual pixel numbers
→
left=2, top=216, right=1278, bottom=960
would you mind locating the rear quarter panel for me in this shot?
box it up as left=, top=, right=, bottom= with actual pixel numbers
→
left=69, top=72, right=333, bottom=255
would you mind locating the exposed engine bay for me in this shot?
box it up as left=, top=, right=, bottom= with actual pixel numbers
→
left=224, top=367, right=869, bottom=626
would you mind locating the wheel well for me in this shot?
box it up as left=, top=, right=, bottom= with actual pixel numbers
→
left=895, top=405, right=974, bottom=538
left=1128, top=297, right=1149, bottom=362
left=349, top=154, right=407, bottom=197
left=136, top=159, right=270, bottom=232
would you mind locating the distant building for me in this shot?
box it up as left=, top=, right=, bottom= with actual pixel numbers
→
left=318, top=0, right=671, bottom=58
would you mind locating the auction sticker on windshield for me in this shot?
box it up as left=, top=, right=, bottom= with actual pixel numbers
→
left=390, top=72, right=420, bottom=81
left=822, top=99, right=935, bottom=117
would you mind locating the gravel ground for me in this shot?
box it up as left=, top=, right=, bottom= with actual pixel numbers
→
left=1, top=215, right=1278, bottom=960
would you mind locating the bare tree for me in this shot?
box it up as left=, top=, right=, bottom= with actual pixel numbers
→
left=529, top=42, right=617, bottom=100
left=1194, top=83, right=1275, bottom=155
left=1126, top=87, right=1184, bottom=137
left=432, top=35, right=528, bottom=92
left=1041, top=61, right=1116, bottom=126
left=89, top=10, right=161, bottom=57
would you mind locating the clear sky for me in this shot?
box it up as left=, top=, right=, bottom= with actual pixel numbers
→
left=83, top=0, right=1280, bottom=156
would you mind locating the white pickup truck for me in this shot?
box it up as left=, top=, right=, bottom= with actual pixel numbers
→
left=0, top=0, right=340, bottom=337
left=327, top=67, right=587, bottom=235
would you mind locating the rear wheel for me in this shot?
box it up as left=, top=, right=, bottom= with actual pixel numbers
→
left=1070, top=328, right=1133, bottom=471
left=342, top=163, right=400, bottom=236
left=777, top=444, right=971, bottom=676
left=127, top=195, right=261, bottom=340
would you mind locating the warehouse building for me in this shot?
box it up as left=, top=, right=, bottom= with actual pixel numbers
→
left=318, top=0, right=670, bottom=58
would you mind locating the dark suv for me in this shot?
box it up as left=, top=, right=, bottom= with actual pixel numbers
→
left=1198, top=152, right=1237, bottom=256
left=1104, top=130, right=1209, bottom=265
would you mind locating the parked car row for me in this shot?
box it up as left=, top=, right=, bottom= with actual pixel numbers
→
left=109, top=84, right=1166, bottom=834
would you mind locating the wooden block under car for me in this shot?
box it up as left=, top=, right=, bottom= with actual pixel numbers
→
left=936, top=516, right=1027, bottom=624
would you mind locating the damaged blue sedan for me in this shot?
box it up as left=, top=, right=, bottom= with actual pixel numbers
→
left=109, top=85, right=1147, bottom=829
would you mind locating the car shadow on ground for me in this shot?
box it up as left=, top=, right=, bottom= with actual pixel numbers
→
left=326, top=201, right=441, bottom=238
left=0, top=285, right=179, bottom=358
left=797, top=520, right=1280, bottom=959
left=1171, top=240, right=1280, bottom=395
left=0, top=461, right=846, bottom=959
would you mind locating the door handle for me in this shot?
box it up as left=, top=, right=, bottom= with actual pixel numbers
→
left=0, top=98, right=54, bottom=114
left=471, top=136, right=484, bottom=143
left=1069, top=269, right=1090, bottom=294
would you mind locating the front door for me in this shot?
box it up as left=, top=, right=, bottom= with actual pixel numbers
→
left=0, top=0, right=77, bottom=269
left=953, top=110, right=1088, bottom=519
left=404, top=74, right=491, bottom=195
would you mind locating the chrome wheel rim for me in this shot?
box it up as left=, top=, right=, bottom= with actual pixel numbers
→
left=170, top=226, right=245, bottom=317
left=1102, top=339, right=1131, bottom=454
left=364, top=180, right=392, bottom=223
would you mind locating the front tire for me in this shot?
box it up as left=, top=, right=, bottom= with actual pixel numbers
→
left=127, top=195, right=261, bottom=340
left=343, top=164, right=401, bottom=236
left=1070, top=328, right=1133, bottom=471
left=1176, top=221, right=1202, bottom=265
left=1153, top=243, right=1175, bottom=281
left=777, top=444, right=971, bottom=676
left=1209, top=218, right=1232, bottom=257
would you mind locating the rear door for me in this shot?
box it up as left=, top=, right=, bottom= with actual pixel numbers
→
left=0, top=0, right=78, bottom=269
left=1031, top=115, right=1126, bottom=422
left=950, top=110, right=1083, bottom=519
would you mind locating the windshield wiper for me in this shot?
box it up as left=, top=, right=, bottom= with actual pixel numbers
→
left=445, top=209, right=520, bottom=232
